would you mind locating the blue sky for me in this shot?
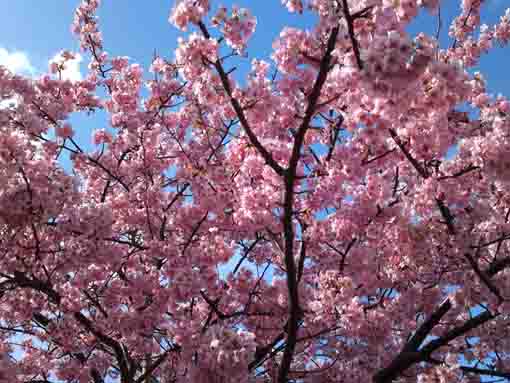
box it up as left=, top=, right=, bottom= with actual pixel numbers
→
left=1, top=2, right=509, bottom=379
left=0, top=1, right=313, bottom=76
left=1, top=0, right=508, bottom=272
left=0, top=0, right=510, bottom=132
left=0, top=1, right=318, bottom=156
left=1, top=1, right=508, bottom=156
left=1, top=1, right=508, bottom=87
left=1, top=1, right=508, bottom=145
left=1, top=0, right=508, bottom=243
left=1, top=0, right=509, bottom=225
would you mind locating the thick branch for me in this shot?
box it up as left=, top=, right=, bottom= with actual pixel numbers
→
left=487, top=256, right=510, bottom=277
left=463, top=252, right=504, bottom=303
left=278, top=23, right=340, bottom=383
left=389, top=128, right=428, bottom=179
left=7, top=272, right=133, bottom=383
left=373, top=299, right=452, bottom=383
left=197, top=21, right=285, bottom=177
left=135, top=350, right=173, bottom=383
left=74, top=312, right=131, bottom=382
left=436, top=198, right=456, bottom=235
left=420, top=310, right=495, bottom=355
left=373, top=256, right=509, bottom=382
left=11, top=272, right=60, bottom=305
left=460, top=366, right=510, bottom=379
left=341, top=0, right=363, bottom=70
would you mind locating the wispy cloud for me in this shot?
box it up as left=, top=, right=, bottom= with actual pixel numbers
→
left=0, top=48, right=85, bottom=109
left=0, top=47, right=34, bottom=75
left=0, top=48, right=34, bottom=109
left=50, top=51, right=83, bottom=82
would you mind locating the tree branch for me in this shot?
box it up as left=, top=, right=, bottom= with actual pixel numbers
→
left=373, top=255, right=510, bottom=382
left=197, top=21, right=285, bottom=177
left=342, top=0, right=364, bottom=70
left=460, top=366, right=510, bottom=379
left=278, top=22, right=340, bottom=383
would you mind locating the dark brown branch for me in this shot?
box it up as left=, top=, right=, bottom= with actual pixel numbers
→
left=181, top=211, right=208, bottom=255
left=297, top=239, right=306, bottom=283
left=373, top=299, right=452, bottom=382
left=11, top=272, right=60, bottom=305
left=389, top=128, right=428, bottom=179
left=362, top=148, right=396, bottom=166
left=135, top=350, right=173, bottom=383
left=340, top=238, right=357, bottom=273
left=323, top=238, right=357, bottom=274
left=309, top=146, right=322, bottom=166
left=278, top=22, right=340, bottom=383
left=437, top=164, right=480, bottom=180
left=351, top=5, right=374, bottom=19
left=90, top=369, right=104, bottom=383
left=29, top=103, right=130, bottom=192
left=233, top=236, right=263, bottom=275
left=487, top=256, right=510, bottom=277
left=7, top=272, right=132, bottom=383
left=436, top=198, right=456, bottom=235
left=471, top=234, right=510, bottom=250
left=463, top=252, right=504, bottom=303
left=373, top=254, right=510, bottom=382
left=460, top=366, right=510, bottom=379
left=342, top=0, right=363, bottom=70
left=101, top=147, right=135, bottom=202
left=197, top=21, right=285, bottom=177
left=392, top=166, right=400, bottom=197
left=74, top=312, right=131, bottom=382
left=326, top=115, right=344, bottom=162
left=250, top=332, right=286, bottom=371
left=435, top=6, right=442, bottom=43
left=404, top=299, right=452, bottom=353
left=374, top=304, right=495, bottom=382
left=420, top=310, right=495, bottom=355
left=83, top=289, right=110, bottom=319
left=160, top=183, right=190, bottom=241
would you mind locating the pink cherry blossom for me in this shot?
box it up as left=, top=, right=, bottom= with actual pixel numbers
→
left=1, top=1, right=510, bottom=382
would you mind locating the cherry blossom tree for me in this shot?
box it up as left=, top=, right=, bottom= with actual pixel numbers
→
left=1, top=0, right=510, bottom=382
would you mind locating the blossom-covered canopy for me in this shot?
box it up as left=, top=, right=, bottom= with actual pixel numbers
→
left=1, top=0, right=510, bottom=382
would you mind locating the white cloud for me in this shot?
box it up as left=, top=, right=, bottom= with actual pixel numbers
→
left=0, top=48, right=30, bottom=109
left=0, top=48, right=84, bottom=109
left=0, top=47, right=34, bottom=75
left=50, top=51, right=83, bottom=82
left=0, top=97, right=19, bottom=109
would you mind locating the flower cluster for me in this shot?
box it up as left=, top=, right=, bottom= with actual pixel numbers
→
left=169, top=0, right=210, bottom=30
left=361, top=31, right=434, bottom=95
left=212, top=6, right=257, bottom=53
left=175, top=34, right=218, bottom=80
left=72, top=0, right=102, bottom=52
left=1, top=1, right=510, bottom=382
